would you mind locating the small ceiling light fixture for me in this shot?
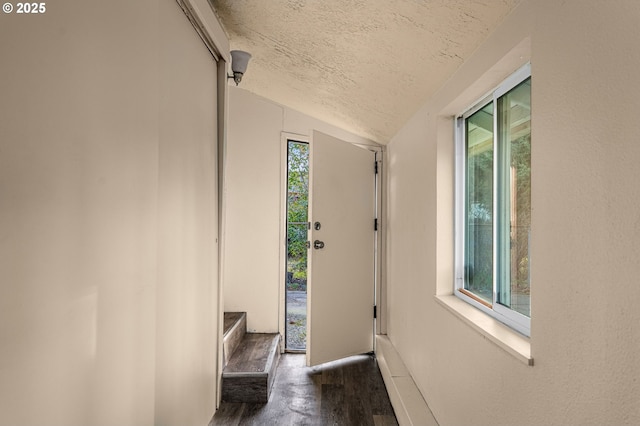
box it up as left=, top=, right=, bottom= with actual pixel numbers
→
left=228, top=50, right=252, bottom=86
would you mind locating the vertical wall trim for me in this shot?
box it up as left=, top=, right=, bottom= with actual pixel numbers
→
left=215, top=58, right=228, bottom=408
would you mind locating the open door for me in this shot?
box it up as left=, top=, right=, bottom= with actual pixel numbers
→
left=307, top=131, right=376, bottom=367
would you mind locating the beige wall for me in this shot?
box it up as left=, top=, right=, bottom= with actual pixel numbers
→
left=223, top=87, right=376, bottom=332
left=0, top=1, right=222, bottom=424
left=386, top=1, right=640, bottom=425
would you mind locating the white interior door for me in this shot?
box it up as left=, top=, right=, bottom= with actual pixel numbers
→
left=307, top=130, right=375, bottom=367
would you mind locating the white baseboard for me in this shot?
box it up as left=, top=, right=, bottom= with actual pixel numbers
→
left=375, top=335, right=438, bottom=426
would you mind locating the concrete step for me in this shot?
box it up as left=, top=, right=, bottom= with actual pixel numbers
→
left=221, top=333, right=281, bottom=403
left=223, top=312, right=246, bottom=368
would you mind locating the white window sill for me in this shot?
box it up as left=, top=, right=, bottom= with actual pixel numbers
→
left=434, top=294, right=533, bottom=366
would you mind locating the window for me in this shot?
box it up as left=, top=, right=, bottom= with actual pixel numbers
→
left=455, top=64, right=531, bottom=336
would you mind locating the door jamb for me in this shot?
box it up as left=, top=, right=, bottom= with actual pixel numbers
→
left=375, top=149, right=387, bottom=336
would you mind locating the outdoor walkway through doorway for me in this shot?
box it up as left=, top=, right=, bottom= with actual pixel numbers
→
left=286, top=290, right=306, bottom=349
left=285, top=140, right=309, bottom=351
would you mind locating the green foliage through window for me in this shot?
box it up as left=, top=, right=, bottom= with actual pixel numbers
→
left=286, top=141, right=309, bottom=290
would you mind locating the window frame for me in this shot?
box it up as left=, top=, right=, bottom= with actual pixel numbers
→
left=454, top=63, right=531, bottom=337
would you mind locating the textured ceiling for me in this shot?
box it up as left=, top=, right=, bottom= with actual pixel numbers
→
left=212, top=0, right=519, bottom=144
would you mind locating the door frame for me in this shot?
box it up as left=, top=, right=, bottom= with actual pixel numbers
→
left=375, top=149, right=386, bottom=336
left=278, top=131, right=386, bottom=353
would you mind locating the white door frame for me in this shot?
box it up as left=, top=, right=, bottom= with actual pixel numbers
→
left=375, top=149, right=386, bottom=336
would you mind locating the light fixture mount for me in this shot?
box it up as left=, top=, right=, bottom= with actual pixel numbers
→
left=228, top=50, right=252, bottom=86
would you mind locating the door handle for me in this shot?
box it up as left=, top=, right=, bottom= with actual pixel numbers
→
left=313, top=240, right=325, bottom=249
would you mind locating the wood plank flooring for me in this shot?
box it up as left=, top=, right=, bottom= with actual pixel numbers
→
left=211, top=353, right=398, bottom=426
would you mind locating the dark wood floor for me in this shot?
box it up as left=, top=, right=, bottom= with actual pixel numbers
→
left=211, top=353, right=398, bottom=426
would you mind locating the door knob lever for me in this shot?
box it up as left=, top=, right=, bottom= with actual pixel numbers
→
left=313, top=240, right=325, bottom=249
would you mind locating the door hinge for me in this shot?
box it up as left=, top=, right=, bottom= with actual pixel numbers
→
left=374, top=218, right=378, bottom=231
left=373, top=305, right=377, bottom=319
left=374, top=161, right=379, bottom=174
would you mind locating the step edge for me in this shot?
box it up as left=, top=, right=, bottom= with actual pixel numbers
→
left=262, top=334, right=281, bottom=379
left=222, top=333, right=281, bottom=375
left=222, top=371, right=269, bottom=378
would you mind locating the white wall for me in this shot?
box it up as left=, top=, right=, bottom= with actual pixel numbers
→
left=223, top=87, right=377, bottom=332
left=0, top=1, right=222, bottom=424
left=386, top=1, right=640, bottom=425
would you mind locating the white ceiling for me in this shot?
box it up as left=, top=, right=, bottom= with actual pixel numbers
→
left=211, top=0, right=519, bottom=144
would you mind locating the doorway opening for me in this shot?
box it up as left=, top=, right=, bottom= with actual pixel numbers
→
left=285, top=139, right=309, bottom=352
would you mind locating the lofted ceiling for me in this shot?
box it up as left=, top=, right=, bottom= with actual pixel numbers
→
left=211, top=0, right=520, bottom=144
